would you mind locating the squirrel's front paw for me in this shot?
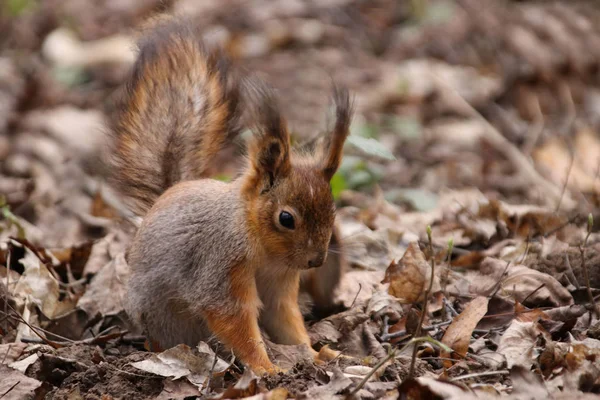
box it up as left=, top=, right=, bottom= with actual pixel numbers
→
left=251, top=363, right=286, bottom=376
left=313, top=345, right=355, bottom=364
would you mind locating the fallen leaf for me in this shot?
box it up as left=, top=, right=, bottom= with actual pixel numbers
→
left=77, top=252, right=129, bottom=318
left=441, top=296, right=489, bottom=367
left=298, top=367, right=352, bottom=399
left=509, top=365, right=549, bottom=398
left=13, top=246, right=76, bottom=319
left=0, top=343, right=28, bottom=365
left=8, top=353, right=39, bottom=374
left=382, top=242, right=441, bottom=303
left=155, top=379, right=202, bottom=400
left=534, top=128, right=600, bottom=195
left=130, top=343, right=230, bottom=389
left=0, top=365, right=44, bottom=399
left=498, top=320, right=544, bottom=369
left=218, top=368, right=259, bottom=399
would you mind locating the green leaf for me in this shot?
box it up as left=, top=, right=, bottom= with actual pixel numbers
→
left=385, top=189, right=439, bottom=212
left=0, top=196, right=26, bottom=240
left=6, top=0, right=36, bottom=16
left=213, top=174, right=232, bottom=182
left=389, top=116, right=422, bottom=140
left=52, top=66, right=89, bottom=88
left=350, top=121, right=379, bottom=139
left=346, top=135, right=396, bottom=161
left=330, top=172, right=346, bottom=201
left=347, top=170, right=374, bottom=189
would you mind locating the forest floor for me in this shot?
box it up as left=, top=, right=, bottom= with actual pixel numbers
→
left=2, top=0, right=600, bottom=399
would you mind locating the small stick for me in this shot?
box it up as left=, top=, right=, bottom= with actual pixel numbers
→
left=521, top=283, right=545, bottom=304
left=432, top=73, right=575, bottom=210
left=0, top=381, right=20, bottom=399
left=349, top=345, right=396, bottom=396
left=580, top=214, right=599, bottom=318
left=203, top=348, right=220, bottom=395
left=450, top=370, right=510, bottom=382
left=350, top=283, right=362, bottom=309
left=408, top=226, right=436, bottom=379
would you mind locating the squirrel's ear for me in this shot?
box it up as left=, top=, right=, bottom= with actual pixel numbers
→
left=247, top=81, right=291, bottom=186
left=321, top=85, right=353, bottom=181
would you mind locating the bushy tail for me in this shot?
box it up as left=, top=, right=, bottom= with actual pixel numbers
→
left=109, top=17, right=243, bottom=216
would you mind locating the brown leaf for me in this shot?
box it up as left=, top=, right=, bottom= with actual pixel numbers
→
left=382, top=242, right=440, bottom=303
left=441, top=296, right=489, bottom=367
left=77, top=252, right=129, bottom=318
left=130, top=343, right=230, bottom=389
left=464, top=258, right=573, bottom=307
left=0, top=365, right=44, bottom=399
left=218, top=368, right=259, bottom=399
left=13, top=247, right=76, bottom=319
left=533, top=129, right=600, bottom=195
left=298, top=367, right=352, bottom=399
left=498, top=320, right=545, bottom=369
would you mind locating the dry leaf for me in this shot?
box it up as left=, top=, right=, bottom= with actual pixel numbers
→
left=8, top=353, right=39, bottom=374
left=218, top=368, right=259, bottom=399
left=498, top=320, right=544, bottom=369
left=0, top=365, right=44, bottom=399
left=298, top=367, right=352, bottom=399
left=13, top=247, right=76, bottom=319
left=0, top=343, right=28, bottom=365
left=77, top=252, right=129, bottom=318
left=130, top=343, right=230, bottom=389
left=441, top=296, right=489, bottom=367
left=465, top=258, right=573, bottom=307
left=382, top=242, right=441, bottom=303
left=534, top=130, right=600, bottom=195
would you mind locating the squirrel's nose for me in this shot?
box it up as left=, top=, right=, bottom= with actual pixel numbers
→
left=308, top=253, right=325, bottom=269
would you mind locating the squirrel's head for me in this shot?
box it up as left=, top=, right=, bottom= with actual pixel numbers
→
left=243, top=84, right=353, bottom=270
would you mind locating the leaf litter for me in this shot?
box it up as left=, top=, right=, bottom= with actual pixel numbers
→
left=3, top=0, right=600, bottom=399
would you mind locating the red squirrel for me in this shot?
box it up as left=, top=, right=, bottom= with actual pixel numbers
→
left=109, top=17, right=353, bottom=374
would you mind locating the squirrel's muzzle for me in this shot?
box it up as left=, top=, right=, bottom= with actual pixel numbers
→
left=307, top=252, right=326, bottom=269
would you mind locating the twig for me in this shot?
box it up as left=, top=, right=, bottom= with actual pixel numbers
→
left=450, top=370, right=510, bottom=382
left=543, top=213, right=581, bottom=238
left=432, top=73, right=575, bottom=210
left=521, top=283, right=545, bottom=304
left=522, top=94, right=544, bottom=156
left=381, top=315, right=390, bottom=337
left=2, top=303, right=61, bottom=349
left=380, top=320, right=452, bottom=342
left=580, top=214, right=599, bottom=318
left=555, top=143, right=575, bottom=213
left=203, top=348, right=220, bottom=395
left=350, top=283, right=362, bottom=309
left=103, top=362, right=163, bottom=379
left=4, top=247, right=10, bottom=336
left=490, top=261, right=511, bottom=298
left=565, top=253, right=580, bottom=289
left=408, top=227, right=436, bottom=379
left=1, top=344, right=11, bottom=365
left=349, top=344, right=395, bottom=396
left=442, top=238, right=454, bottom=306
left=0, top=381, right=20, bottom=399
left=518, top=235, right=531, bottom=265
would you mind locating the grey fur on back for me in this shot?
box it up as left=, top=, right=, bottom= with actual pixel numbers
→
left=125, top=179, right=247, bottom=348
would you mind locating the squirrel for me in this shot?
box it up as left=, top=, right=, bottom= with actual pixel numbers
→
left=109, top=17, right=353, bottom=375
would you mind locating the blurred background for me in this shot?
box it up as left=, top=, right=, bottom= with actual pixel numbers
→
left=1, top=0, right=600, bottom=247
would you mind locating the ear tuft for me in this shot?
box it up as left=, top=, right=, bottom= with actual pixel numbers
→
left=322, top=85, right=354, bottom=181
left=245, top=78, right=291, bottom=187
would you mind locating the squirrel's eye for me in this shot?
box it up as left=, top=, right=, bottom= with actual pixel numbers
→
left=279, top=211, right=295, bottom=230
